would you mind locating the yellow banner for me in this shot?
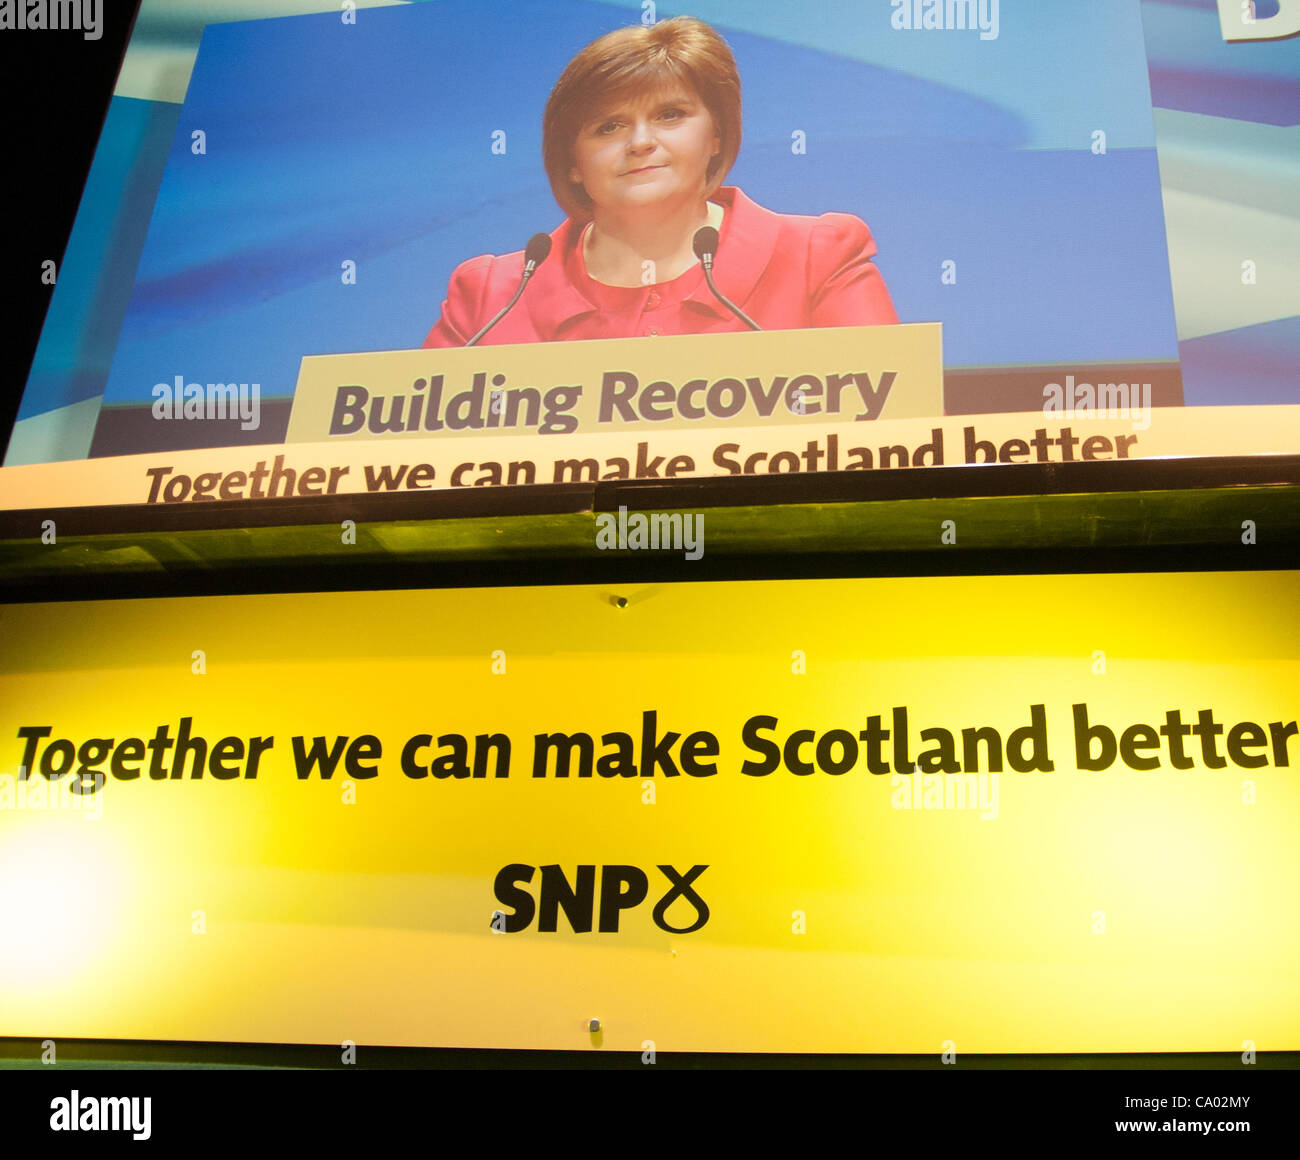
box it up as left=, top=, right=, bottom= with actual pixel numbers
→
left=1, top=571, right=1297, bottom=1053
left=287, top=325, right=944, bottom=443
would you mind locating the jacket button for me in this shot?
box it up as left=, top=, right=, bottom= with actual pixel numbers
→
left=646, top=291, right=661, bottom=309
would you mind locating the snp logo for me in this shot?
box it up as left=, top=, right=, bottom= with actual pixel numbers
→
left=492, top=863, right=709, bottom=934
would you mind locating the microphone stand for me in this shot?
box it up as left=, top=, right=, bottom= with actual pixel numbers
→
left=693, top=226, right=762, bottom=331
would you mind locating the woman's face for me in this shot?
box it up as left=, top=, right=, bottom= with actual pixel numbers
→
left=568, top=82, right=721, bottom=218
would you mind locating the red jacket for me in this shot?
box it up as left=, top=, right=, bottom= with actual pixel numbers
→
left=422, top=185, right=898, bottom=347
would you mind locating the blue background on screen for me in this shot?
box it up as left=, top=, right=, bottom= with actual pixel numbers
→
left=95, top=0, right=1180, bottom=409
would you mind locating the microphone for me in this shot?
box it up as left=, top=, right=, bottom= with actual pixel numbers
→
left=692, top=226, right=761, bottom=331
left=465, top=233, right=553, bottom=347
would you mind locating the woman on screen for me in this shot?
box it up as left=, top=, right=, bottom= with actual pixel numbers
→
left=422, top=16, right=898, bottom=347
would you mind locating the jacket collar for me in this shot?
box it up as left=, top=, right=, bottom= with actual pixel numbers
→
left=524, top=186, right=780, bottom=336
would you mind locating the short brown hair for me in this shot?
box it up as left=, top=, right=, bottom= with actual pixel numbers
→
left=543, top=17, right=742, bottom=220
